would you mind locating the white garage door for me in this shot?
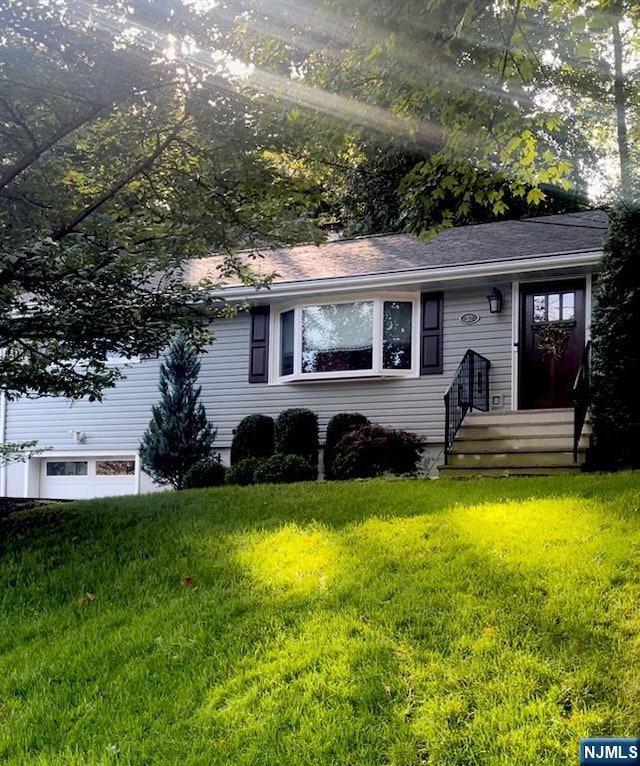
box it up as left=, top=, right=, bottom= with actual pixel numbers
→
left=40, top=457, right=137, bottom=500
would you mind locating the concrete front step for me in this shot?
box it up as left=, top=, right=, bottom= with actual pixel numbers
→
left=451, top=435, right=590, bottom=454
left=457, top=423, right=588, bottom=440
left=464, top=408, right=576, bottom=426
left=439, top=407, right=591, bottom=478
left=447, top=450, right=581, bottom=469
left=438, top=465, right=583, bottom=478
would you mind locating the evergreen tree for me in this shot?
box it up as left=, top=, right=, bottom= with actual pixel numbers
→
left=140, top=333, right=216, bottom=489
left=590, top=203, right=640, bottom=468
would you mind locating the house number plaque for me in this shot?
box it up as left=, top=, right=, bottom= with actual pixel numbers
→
left=459, top=312, right=481, bottom=325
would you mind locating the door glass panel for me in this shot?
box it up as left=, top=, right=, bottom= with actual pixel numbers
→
left=46, top=461, right=88, bottom=476
left=533, top=295, right=546, bottom=322
left=547, top=293, right=560, bottom=321
left=561, top=292, right=575, bottom=320
left=96, top=460, right=135, bottom=476
left=383, top=301, right=412, bottom=369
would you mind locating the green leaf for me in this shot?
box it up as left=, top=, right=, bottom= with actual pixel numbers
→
left=527, top=187, right=547, bottom=205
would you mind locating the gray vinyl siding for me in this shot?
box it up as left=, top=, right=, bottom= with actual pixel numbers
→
left=5, top=358, right=164, bottom=454
left=202, top=283, right=513, bottom=445
left=4, top=283, right=513, bottom=453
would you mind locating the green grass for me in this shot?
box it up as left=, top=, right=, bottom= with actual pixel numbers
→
left=0, top=473, right=639, bottom=765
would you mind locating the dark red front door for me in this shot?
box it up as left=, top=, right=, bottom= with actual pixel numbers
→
left=519, top=280, right=585, bottom=409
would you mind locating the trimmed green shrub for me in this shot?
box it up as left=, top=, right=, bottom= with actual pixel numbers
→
left=591, top=203, right=640, bottom=468
left=225, top=457, right=261, bottom=486
left=230, top=414, right=275, bottom=465
left=182, top=457, right=226, bottom=489
left=323, top=412, right=370, bottom=479
left=274, top=408, right=319, bottom=475
left=332, top=424, right=421, bottom=480
left=253, top=454, right=315, bottom=484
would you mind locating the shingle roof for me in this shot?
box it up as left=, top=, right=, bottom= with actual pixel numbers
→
left=183, top=210, right=608, bottom=286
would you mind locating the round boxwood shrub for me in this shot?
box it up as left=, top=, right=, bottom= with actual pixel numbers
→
left=323, top=412, right=370, bottom=480
left=332, top=424, right=421, bottom=480
left=230, top=414, right=275, bottom=465
left=253, top=454, right=315, bottom=484
left=182, top=457, right=226, bottom=489
left=274, top=408, right=319, bottom=475
left=225, top=457, right=261, bottom=486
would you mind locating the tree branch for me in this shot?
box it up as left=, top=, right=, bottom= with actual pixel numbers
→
left=0, top=104, right=103, bottom=191
left=0, top=189, right=53, bottom=210
left=0, top=77, right=107, bottom=108
left=488, top=0, right=522, bottom=132
left=52, top=121, right=186, bottom=240
left=0, top=94, right=39, bottom=149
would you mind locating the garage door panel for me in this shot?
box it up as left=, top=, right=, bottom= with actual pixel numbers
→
left=41, top=477, right=92, bottom=500
left=93, top=478, right=138, bottom=498
left=40, top=457, right=136, bottom=499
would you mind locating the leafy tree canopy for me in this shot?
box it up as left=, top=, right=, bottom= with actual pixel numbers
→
left=0, top=0, right=322, bottom=400
left=205, top=0, right=636, bottom=230
left=1, top=0, right=637, bottom=404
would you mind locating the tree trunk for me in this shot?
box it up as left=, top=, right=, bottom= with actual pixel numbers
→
left=611, top=7, right=632, bottom=198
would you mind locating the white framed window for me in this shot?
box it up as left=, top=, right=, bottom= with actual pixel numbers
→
left=95, top=460, right=135, bottom=476
left=271, top=293, right=420, bottom=383
left=45, top=461, right=88, bottom=476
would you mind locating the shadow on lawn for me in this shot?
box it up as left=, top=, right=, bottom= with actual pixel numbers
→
left=1, top=471, right=638, bottom=551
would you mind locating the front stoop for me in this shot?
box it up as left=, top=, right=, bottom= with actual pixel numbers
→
left=438, top=408, right=590, bottom=478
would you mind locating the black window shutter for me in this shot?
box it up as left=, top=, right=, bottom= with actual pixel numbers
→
left=249, top=306, right=270, bottom=383
left=420, top=292, right=443, bottom=375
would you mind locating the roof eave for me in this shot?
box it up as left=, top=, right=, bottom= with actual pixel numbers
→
left=214, top=249, right=602, bottom=302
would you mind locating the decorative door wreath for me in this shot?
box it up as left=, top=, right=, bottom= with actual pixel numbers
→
left=534, top=323, right=570, bottom=359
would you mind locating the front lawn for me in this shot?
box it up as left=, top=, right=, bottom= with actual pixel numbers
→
left=0, top=474, right=638, bottom=765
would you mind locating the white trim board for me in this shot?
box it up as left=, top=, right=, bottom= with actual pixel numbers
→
left=510, top=281, right=520, bottom=411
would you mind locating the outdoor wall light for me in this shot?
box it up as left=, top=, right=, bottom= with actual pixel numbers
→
left=487, top=287, right=503, bottom=314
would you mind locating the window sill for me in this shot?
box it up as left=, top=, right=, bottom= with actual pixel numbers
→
left=273, top=370, right=418, bottom=384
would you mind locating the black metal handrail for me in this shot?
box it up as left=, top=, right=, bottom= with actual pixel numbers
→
left=444, top=350, right=491, bottom=464
left=572, top=340, right=592, bottom=463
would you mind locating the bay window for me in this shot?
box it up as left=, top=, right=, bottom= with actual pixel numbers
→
left=273, top=295, right=419, bottom=381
